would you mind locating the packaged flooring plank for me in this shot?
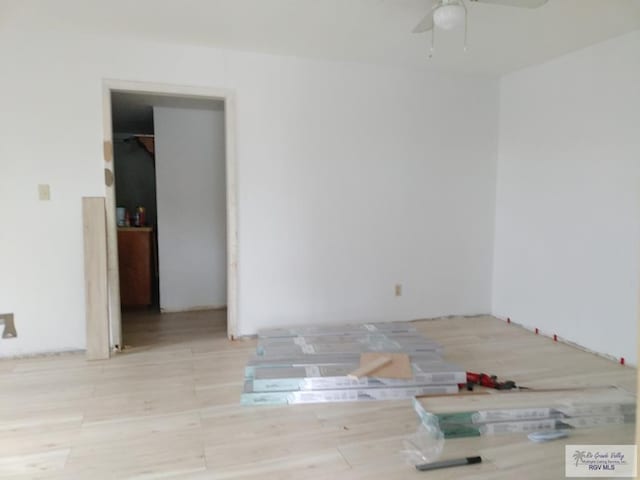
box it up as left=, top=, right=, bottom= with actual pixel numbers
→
left=258, top=322, right=417, bottom=338
left=243, top=321, right=458, bottom=406
left=256, top=340, right=443, bottom=357
left=240, top=381, right=459, bottom=406
left=244, top=351, right=445, bottom=377
left=250, top=362, right=466, bottom=392
left=412, top=394, right=637, bottom=439
left=287, top=384, right=459, bottom=404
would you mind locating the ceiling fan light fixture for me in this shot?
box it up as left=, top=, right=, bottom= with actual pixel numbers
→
left=433, top=3, right=465, bottom=30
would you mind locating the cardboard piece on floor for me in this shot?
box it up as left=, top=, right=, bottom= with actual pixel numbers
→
left=348, top=356, right=392, bottom=379
left=357, top=352, right=412, bottom=379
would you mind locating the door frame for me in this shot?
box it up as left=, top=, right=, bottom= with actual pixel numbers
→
left=101, top=79, right=239, bottom=350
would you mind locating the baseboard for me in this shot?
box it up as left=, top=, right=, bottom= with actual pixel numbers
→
left=0, top=348, right=85, bottom=360
left=159, top=305, right=227, bottom=313
left=494, top=315, right=633, bottom=367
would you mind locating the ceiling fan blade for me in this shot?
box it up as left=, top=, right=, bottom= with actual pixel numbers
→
left=412, top=0, right=437, bottom=33
left=470, top=0, right=548, bottom=8
left=412, top=12, right=434, bottom=33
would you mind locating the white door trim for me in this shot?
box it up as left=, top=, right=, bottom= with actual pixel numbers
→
left=101, top=79, right=239, bottom=350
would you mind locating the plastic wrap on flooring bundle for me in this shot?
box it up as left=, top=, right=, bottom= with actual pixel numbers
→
left=257, top=333, right=433, bottom=346
left=258, top=322, right=418, bottom=338
left=413, top=399, right=637, bottom=439
left=244, top=351, right=445, bottom=377
left=288, top=385, right=458, bottom=404
left=243, top=321, right=458, bottom=406
left=240, top=381, right=459, bottom=406
left=438, top=415, right=635, bottom=438
left=250, top=362, right=466, bottom=392
left=256, top=337, right=443, bottom=357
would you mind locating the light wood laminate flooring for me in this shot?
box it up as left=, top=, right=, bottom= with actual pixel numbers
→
left=0, top=311, right=636, bottom=479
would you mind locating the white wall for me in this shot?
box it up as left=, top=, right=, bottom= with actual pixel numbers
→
left=0, top=18, right=499, bottom=356
left=493, top=31, right=640, bottom=365
left=154, top=106, right=227, bottom=311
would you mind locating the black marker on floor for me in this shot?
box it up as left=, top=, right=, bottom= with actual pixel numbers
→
left=415, top=456, right=482, bottom=472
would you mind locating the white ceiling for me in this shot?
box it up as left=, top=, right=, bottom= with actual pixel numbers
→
left=3, top=0, right=640, bottom=75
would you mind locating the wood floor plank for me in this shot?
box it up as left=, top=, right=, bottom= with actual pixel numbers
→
left=204, top=448, right=350, bottom=480
left=65, top=412, right=206, bottom=479
left=0, top=449, right=70, bottom=477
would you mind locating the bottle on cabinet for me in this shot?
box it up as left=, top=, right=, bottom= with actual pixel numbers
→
left=134, top=206, right=146, bottom=227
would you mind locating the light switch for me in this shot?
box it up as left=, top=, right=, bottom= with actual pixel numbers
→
left=38, top=184, right=50, bottom=201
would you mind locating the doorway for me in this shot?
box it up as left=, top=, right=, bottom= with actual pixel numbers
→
left=111, top=94, right=160, bottom=311
left=101, top=80, right=238, bottom=352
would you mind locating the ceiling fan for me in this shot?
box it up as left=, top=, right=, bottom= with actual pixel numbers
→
left=413, top=0, right=548, bottom=54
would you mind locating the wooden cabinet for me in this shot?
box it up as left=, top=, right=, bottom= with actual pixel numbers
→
left=117, top=227, right=153, bottom=307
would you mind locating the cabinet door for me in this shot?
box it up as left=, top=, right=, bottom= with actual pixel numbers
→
left=118, top=230, right=152, bottom=306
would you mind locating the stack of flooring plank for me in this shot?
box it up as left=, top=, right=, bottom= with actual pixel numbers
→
left=413, top=388, right=637, bottom=439
left=242, top=321, right=466, bottom=405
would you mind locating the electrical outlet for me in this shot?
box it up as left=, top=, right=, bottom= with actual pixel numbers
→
left=394, top=284, right=402, bottom=297
left=0, top=313, right=17, bottom=339
left=38, top=184, right=50, bottom=201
